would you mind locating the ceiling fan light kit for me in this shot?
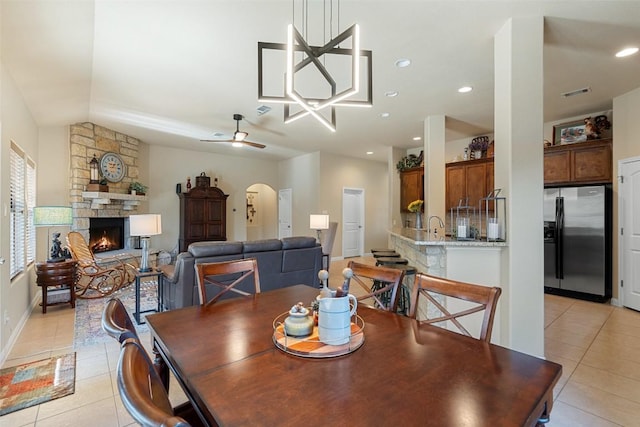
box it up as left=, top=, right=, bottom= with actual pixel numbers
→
left=200, top=114, right=266, bottom=149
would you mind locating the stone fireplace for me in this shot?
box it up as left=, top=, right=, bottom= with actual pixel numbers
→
left=69, top=123, right=146, bottom=245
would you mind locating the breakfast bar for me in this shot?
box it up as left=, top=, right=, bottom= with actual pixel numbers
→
left=389, top=227, right=507, bottom=344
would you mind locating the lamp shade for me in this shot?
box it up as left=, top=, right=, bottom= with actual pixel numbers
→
left=33, top=206, right=73, bottom=226
left=310, top=214, right=330, bottom=230
left=129, top=214, right=162, bottom=237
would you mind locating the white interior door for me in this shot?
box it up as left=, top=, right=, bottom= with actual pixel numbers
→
left=343, top=188, right=364, bottom=258
left=278, top=188, right=292, bottom=238
left=620, top=157, right=640, bottom=311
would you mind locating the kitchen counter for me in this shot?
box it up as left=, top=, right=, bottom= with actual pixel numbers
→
left=389, top=227, right=508, bottom=247
left=388, top=227, right=506, bottom=345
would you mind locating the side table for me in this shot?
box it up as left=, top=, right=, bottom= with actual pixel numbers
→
left=35, top=260, right=77, bottom=314
left=134, top=268, right=163, bottom=324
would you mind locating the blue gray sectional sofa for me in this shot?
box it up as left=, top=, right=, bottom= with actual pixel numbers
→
left=159, top=236, right=322, bottom=309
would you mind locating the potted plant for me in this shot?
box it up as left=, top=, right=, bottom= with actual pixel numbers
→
left=129, top=182, right=148, bottom=195
left=468, top=136, right=489, bottom=159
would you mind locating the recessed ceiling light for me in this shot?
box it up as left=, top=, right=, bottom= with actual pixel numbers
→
left=385, top=91, right=399, bottom=97
left=413, top=137, right=421, bottom=141
left=616, top=47, right=639, bottom=58
left=366, top=151, right=373, bottom=155
left=395, top=58, right=411, bottom=68
left=458, top=86, right=473, bottom=93
left=380, top=112, right=390, bottom=118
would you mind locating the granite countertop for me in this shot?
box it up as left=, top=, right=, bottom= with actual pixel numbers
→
left=389, top=227, right=507, bottom=247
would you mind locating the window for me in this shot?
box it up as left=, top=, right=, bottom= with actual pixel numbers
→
left=10, top=141, right=36, bottom=279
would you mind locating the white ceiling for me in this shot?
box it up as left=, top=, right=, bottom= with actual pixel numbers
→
left=2, top=1, right=640, bottom=163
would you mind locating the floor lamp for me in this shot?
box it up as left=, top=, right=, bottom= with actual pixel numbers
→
left=309, top=214, right=329, bottom=243
left=33, top=206, right=73, bottom=262
left=129, top=214, right=162, bottom=272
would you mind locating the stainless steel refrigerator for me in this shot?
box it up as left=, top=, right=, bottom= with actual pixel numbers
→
left=543, top=185, right=612, bottom=302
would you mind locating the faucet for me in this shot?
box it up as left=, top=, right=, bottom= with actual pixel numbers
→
left=427, top=216, right=445, bottom=240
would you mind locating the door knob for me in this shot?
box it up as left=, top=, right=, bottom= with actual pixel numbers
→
left=0, top=258, right=5, bottom=264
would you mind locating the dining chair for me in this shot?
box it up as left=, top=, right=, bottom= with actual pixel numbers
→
left=346, top=260, right=405, bottom=312
left=117, top=339, right=205, bottom=427
left=66, top=231, right=137, bottom=298
left=195, top=258, right=261, bottom=306
left=409, top=273, right=501, bottom=342
left=102, top=297, right=139, bottom=343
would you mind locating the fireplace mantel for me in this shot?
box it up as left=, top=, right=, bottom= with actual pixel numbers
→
left=82, top=191, right=148, bottom=210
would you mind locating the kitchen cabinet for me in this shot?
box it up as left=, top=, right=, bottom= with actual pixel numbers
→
left=544, top=138, right=612, bottom=185
left=178, top=184, right=228, bottom=252
left=400, top=167, right=424, bottom=212
left=445, top=158, right=494, bottom=210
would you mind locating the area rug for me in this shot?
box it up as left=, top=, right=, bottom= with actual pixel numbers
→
left=74, top=280, right=158, bottom=347
left=0, top=353, right=76, bottom=416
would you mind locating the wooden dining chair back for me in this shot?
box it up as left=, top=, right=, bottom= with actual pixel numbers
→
left=67, top=231, right=137, bottom=298
left=102, top=298, right=139, bottom=343
left=117, top=339, right=201, bottom=427
left=195, top=258, right=261, bottom=307
left=346, top=261, right=405, bottom=312
left=409, top=273, right=501, bottom=342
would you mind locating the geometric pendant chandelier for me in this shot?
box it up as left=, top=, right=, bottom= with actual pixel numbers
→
left=258, top=7, right=372, bottom=132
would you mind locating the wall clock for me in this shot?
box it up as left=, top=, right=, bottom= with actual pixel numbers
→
left=100, top=152, right=126, bottom=182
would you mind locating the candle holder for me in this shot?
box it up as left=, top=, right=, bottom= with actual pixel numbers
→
left=479, top=189, right=507, bottom=242
left=450, top=198, right=476, bottom=240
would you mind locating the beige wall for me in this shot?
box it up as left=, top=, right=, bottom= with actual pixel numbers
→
left=0, top=67, right=39, bottom=356
left=318, top=152, right=389, bottom=257
left=613, top=87, right=640, bottom=304
left=148, top=144, right=280, bottom=251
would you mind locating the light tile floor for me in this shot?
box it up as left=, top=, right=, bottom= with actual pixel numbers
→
left=2, top=257, right=640, bottom=426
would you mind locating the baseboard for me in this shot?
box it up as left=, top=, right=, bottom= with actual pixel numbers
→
left=0, top=294, right=40, bottom=366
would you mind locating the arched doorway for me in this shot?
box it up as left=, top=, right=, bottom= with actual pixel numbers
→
left=245, top=183, right=278, bottom=240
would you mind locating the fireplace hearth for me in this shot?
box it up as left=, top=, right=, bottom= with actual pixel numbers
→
left=89, top=218, right=125, bottom=253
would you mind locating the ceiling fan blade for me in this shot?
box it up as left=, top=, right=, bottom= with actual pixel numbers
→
left=242, top=140, right=266, bottom=149
left=200, top=139, right=266, bottom=149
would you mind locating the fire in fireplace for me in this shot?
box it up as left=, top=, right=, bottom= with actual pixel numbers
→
left=89, top=218, right=125, bottom=253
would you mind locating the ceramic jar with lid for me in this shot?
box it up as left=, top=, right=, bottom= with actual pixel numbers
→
left=284, top=302, right=314, bottom=337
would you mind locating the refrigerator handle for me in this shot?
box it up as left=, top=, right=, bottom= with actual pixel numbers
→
left=556, top=197, right=564, bottom=280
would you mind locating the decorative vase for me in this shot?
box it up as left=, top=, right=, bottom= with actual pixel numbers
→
left=415, top=212, right=423, bottom=230
left=473, top=150, right=482, bottom=159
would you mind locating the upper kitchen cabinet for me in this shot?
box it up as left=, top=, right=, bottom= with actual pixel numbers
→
left=445, top=158, right=494, bottom=211
left=400, top=167, right=424, bottom=212
left=544, top=138, right=612, bottom=186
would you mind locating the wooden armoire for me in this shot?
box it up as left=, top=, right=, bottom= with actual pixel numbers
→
left=178, top=183, right=228, bottom=252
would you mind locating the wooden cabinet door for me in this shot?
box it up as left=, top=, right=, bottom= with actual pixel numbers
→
left=446, top=165, right=466, bottom=210
left=466, top=162, right=487, bottom=209
left=544, top=151, right=571, bottom=184
left=485, top=161, right=495, bottom=211
left=185, top=198, right=207, bottom=241
left=204, top=199, right=225, bottom=240
left=572, top=144, right=612, bottom=183
left=400, top=168, right=424, bottom=212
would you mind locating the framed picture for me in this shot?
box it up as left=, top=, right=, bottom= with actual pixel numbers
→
left=553, top=120, right=587, bottom=145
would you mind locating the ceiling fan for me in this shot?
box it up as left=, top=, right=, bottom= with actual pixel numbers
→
left=200, top=114, right=266, bottom=149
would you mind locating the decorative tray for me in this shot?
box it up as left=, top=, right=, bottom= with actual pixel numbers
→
left=272, top=312, right=365, bottom=358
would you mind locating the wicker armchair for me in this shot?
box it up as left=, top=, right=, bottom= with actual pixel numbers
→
left=66, top=231, right=137, bottom=298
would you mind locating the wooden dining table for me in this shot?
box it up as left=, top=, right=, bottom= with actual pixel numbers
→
left=146, top=285, right=561, bottom=427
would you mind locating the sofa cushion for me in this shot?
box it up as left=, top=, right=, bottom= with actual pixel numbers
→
left=281, top=236, right=318, bottom=250
left=243, top=239, right=282, bottom=253
left=188, top=241, right=243, bottom=258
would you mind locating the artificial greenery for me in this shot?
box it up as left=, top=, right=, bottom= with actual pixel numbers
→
left=396, top=150, right=424, bottom=172
left=129, top=181, right=148, bottom=194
